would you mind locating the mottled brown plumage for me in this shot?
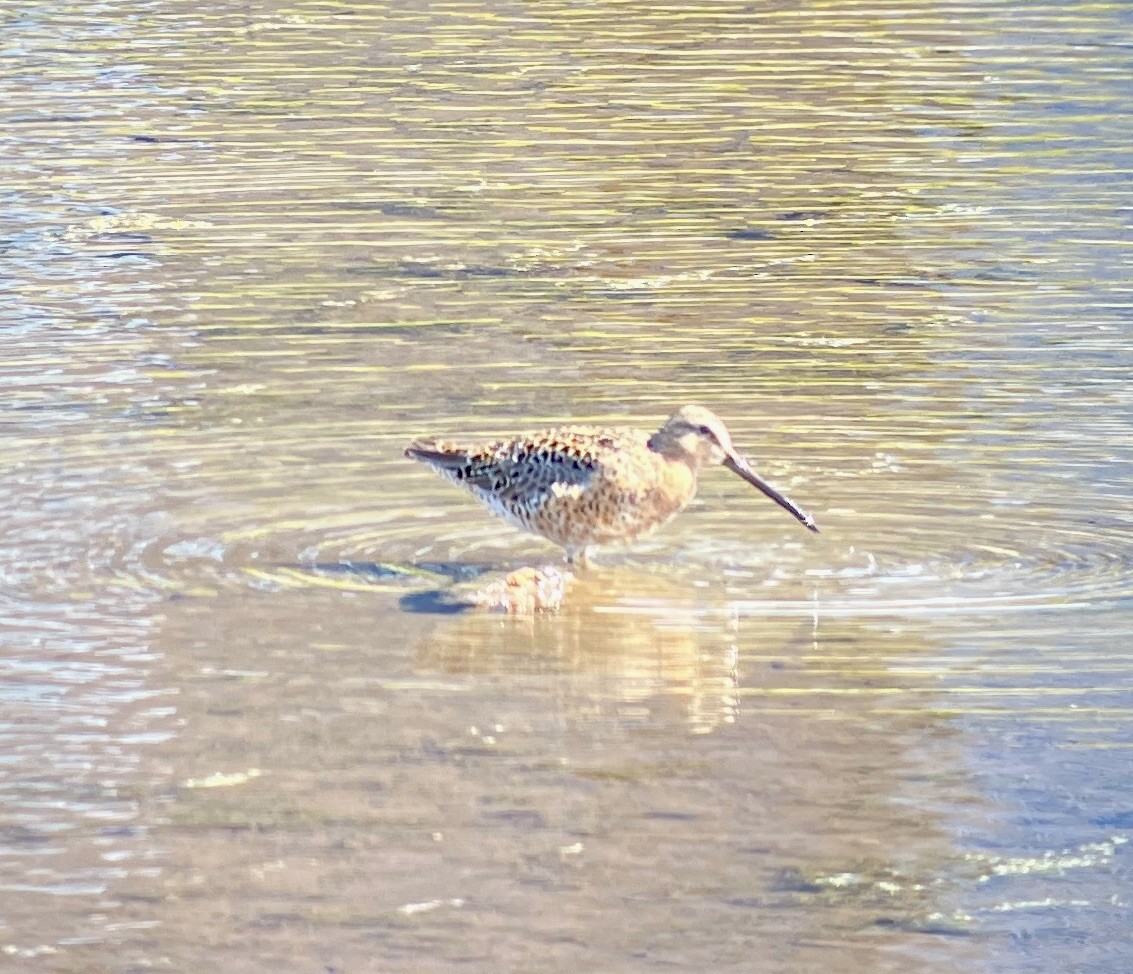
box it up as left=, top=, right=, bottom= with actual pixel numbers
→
left=405, top=405, right=818, bottom=564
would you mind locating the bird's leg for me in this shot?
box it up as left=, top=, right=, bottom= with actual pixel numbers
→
left=566, top=546, right=593, bottom=570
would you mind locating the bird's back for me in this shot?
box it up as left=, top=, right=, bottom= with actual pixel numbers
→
left=406, top=424, right=697, bottom=551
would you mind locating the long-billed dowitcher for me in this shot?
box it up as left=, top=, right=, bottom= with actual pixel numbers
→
left=405, top=405, right=818, bottom=565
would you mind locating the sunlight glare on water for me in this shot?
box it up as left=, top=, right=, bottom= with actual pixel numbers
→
left=1, top=0, right=1131, bottom=971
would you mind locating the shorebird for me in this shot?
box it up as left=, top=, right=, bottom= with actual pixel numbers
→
left=405, top=405, right=818, bottom=565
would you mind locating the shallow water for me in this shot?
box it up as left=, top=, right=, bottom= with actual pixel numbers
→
left=2, top=0, right=1132, bottom=971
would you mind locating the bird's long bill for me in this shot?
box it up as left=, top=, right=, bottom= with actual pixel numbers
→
left=724, top=453, right=820, bottom=533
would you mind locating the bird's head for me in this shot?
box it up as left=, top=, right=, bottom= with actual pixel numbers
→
left=651, top=405, right=819, bottom=533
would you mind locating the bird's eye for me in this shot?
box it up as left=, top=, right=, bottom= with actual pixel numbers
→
left=698, top=424, right=714, bottom=438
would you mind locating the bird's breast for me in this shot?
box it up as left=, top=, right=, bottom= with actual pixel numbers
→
left=523, top=450, right=696, bottom=547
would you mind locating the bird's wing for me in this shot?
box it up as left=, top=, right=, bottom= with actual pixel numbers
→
left=469, top=436, right=600, bottom=503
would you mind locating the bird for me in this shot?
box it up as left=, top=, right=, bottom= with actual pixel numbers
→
left=405, top=404, right=818, bottom=566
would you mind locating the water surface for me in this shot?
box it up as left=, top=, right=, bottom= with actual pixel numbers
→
left=2, top=1, right=1131, bottom=971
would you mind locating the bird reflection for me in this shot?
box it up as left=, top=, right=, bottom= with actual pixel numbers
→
left=413, top=568, right=785, bottom=734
